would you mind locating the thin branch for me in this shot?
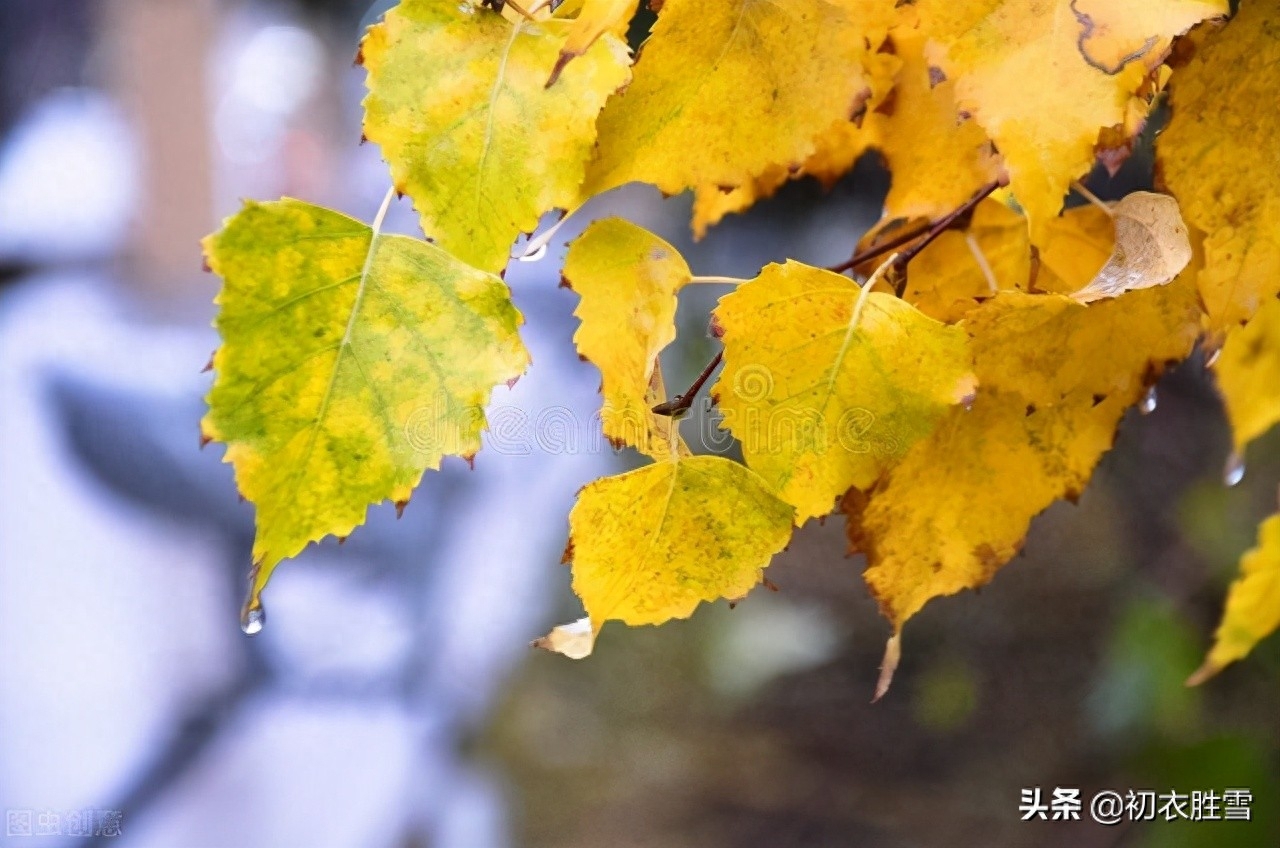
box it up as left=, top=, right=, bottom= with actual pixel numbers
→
left=652, top=350, right=723, bottom=417
left=827, top=221, right=930, bottom=274
left=892, top=181, right=1000, bottom=272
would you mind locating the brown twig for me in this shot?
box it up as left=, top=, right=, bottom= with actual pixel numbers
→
left=652, top=350, right=723, bottom=417
left=827, top=221, right=931, bottom=274
left=890, top=180, right=1000, bottom=275
left=828, top=180, right=1001, bottom=283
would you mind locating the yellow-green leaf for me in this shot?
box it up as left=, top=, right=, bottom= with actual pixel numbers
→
left=714, top=260, right=976, bottom=524
left=202, top=198, right=529, bottom=600
left=1158, top=0, right=1280, bottom=336
left=563, top=218, right=692, bottom=459
left=582, top=0, right=877, bottom=199
left=360, top=0, right=631, bottom=273
left=538, top=455, right=795, bottom=657
left=1188, top=514, right=1280, bottom=685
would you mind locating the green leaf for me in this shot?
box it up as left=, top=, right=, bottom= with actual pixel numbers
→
left=202, top=198, right=529, bottom=602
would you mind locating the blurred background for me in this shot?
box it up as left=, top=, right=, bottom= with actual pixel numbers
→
left=0, top=2, right=1276, bottom=846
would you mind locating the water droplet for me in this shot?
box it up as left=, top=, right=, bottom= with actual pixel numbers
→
left=1205, top=347, right=1222, bottom=369
left=518, top=242, right=547, bottom=262
left=1139, top=386, right=1158, bottom=415
left=240, top=601, right=266, bottom=636
left=1223, top=452, right=1246, bottom=487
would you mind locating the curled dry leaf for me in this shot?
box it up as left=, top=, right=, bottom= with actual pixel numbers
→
left=1071, top=191, right=1192, bottom=303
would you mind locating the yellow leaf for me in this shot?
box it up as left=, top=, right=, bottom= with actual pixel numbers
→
left=875, top=28, right=1003, bottom=222
left=845, top=389, right=1133, bottom=629
left=1188, top=514, right=1280, bottom=685
left=562, top=218, right=692, bottom=458
left=202, top=198, right=529, bottom=602
left=1158, top=1, right=1280, bottom=335
left=583, top=0, right=876, bottom=199
left=793, top=43, right=902, bottom=188
left=714, top=260, right=976, bottom=524
left=1072, top=0, right=1228, bottom=74
left=900, top=199, right=1031, bottom=323
left=965, top=287, right=1200, bottom=407
left=845, top=278, right=1200, bottom=631
left=1215, top=298, right=1280, bottom=453
left=360, top=0, right=631, bottom=273
left=539, top=455, right=795, bottom=657
left=690, top=166, right=792, bottom=241
left=1070, top=192, right=1192, bottom=303
left=918, top=0, right=1224, bottom=240
left=687, top=32, right=903, bottom=238
left=548, top=0, right=639, bottom=86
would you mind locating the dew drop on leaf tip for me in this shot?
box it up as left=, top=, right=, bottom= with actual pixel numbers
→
left=1139, top=386, right=1158, bottom=415
left=1223, top=452, right=1246, bottom=487
left=240, top=602, right=266, bottom=636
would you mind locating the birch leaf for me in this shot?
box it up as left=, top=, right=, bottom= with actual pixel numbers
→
left=846, top=278, right=1200, bottom=636
left=1188, top=514, right=1280, bottom=685
left=538, top=456, right=794, bottom=658
left=1158, top=0, right=1280, bottom=335
left=1215, top=297, right=1280, bottom=453
left=1071, top=192, right=1192, bottom=303
left=583, top=0, right=875, bottom=198
left=360, top=0, right=631, bottom=273
left=202, top=199, right=529, bottom=601
left=563, top=218, right=692, bottom=458
left=918, top=0, right=1224, bottom=240
left=714, top=261, right=976, bottom=524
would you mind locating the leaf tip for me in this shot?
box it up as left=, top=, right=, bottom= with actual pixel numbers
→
left=546, top=52, right=574, bottom=89
left=872, top=633, right=902, bottom=703
left=533, top=617, right=595, bottom=659
left=1185, top=658, right=1222, bottom=687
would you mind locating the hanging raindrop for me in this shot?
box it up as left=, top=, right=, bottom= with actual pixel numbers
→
left=240, top=600, right=266, bottom=636
left=1139, top=386, right=1158, bottom=415
left=1223, top=451, right=1246, bottom=487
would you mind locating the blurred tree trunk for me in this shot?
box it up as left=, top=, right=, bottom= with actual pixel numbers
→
left=100, top=0, right=216, bottom=305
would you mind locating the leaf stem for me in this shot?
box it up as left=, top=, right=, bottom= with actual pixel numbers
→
left=1071, top=180, right=1113, bottom=217
left=850, top=253, right=898, bottom=331
left=517, top=202, right=584, bottom=261
left=688, top=275, right=747, bottom=285
left=652, top=350, right=723, bottom=417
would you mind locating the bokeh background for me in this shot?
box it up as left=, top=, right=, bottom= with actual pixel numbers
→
left=0, top=2, right=1277, bottom=846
